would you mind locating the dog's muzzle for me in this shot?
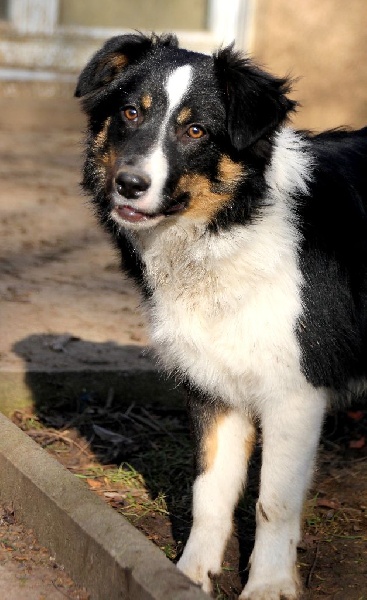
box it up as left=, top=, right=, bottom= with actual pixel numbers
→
left=112, top=166, right=188, bottom=225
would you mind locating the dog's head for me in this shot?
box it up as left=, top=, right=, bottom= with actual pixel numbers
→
left=76, top=33, right=296, bottom=231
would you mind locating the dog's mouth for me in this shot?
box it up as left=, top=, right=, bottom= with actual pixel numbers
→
left=113, top=197, right=188, bottom=224
left=115, top=205, right=157, bottom=223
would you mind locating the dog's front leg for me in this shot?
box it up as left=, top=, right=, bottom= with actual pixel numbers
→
left=177, top=394, right=256, bottom=594
left=241, top=388, right=327, bottom=600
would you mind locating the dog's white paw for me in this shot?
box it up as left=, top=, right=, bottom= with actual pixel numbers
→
left=239, top=577, right=299, bottom=600
left=177, top=545, right=222, bottom=594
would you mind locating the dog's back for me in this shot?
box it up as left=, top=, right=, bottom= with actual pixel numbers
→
left=297, top=127, right=367, bottom=392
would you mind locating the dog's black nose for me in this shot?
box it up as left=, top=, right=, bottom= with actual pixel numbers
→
left=115, top=170, right=151, bottom=199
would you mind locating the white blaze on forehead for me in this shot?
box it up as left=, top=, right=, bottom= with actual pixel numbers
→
left=165, top=64, right=192, bottom=113
left=126, top=65, right=193, bottom=216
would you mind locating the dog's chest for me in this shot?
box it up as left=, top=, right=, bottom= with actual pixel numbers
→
left=135, top=219, right=303, bottom=408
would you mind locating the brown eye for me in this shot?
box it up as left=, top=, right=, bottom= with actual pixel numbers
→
left=122, top=106, right=139, bottom=121
left=186, top=124, right=206, bottom=139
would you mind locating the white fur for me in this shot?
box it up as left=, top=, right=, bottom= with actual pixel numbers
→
left=132, top=129, right=326, bottom=599
left=166, top=64, right=192, bottom=111
left=144, top=65, right=192, bottom=208
left=177, top=412, right=255, bottom=593
left=138, top=144, right=168, bottom=213
left=241, top=389, right=327, bottom=599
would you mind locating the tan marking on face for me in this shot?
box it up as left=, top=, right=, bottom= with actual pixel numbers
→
left=218, top=155, right=244, bottom=184
left=177, top=106, right=192, bottom=125
left=99, top=146, right=116, bottom=165
left=96, top=147, right=119, bottom=189
left=93, top=117, right=112, bottom=150
left=141, top=94, right=152, bottom=110
left=203, top=415, right=222, bottom=471
left=176, top=173, right=230, bottom=220
left=175, top=154, right=244, bottom=221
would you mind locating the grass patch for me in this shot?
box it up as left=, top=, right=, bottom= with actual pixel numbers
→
left=304, top=493, right=367, bottom=543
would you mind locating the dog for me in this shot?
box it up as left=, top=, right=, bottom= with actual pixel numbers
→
left=75, top=33, right=367, bottom=599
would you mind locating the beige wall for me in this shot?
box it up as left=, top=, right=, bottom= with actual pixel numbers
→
left=59, top=0, right=208, bottom=32
left=253, top=0, right=367, bottom=130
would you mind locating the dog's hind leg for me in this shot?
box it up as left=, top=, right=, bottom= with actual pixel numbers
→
left=177, top=394, right=256, bottom=594
left=240, top=387, right=327, bottom=600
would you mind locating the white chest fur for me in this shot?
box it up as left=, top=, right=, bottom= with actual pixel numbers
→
left=135, top=211, right=302, bottom=412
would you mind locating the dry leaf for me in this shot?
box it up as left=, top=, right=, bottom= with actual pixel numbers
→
left=86, top=479, right=102, bottom=489
left=349, top=436, right=366, bottom=449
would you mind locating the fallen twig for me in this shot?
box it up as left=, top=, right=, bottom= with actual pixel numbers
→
left=306, top=540, right=320, bottom=589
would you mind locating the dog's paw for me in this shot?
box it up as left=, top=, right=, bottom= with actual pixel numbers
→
left=177, top=547, right=222, bottom=594
left=239, top=578, right=299, bottom=600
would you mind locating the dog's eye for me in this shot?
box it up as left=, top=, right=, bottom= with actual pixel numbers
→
left=122, top=106, right=139, bottom=122
left=186, top=124, right=206, bottom=140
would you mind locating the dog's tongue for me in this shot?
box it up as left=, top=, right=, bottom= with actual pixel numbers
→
left=117, top=205, right=150, bottom=223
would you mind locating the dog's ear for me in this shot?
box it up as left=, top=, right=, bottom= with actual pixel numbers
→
left=75, top=32, right=178, bottom=98
left=214, top=45, right=297, bottom=151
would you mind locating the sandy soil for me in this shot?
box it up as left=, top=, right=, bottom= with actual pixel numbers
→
left=0, top=503, right=89, bottom=600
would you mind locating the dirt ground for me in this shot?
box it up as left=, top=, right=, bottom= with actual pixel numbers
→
left=11, top=405, right=367, bottom=600
left=0, top=504, right=89, bottom=600
left=0, top=85, right=366, bottom=599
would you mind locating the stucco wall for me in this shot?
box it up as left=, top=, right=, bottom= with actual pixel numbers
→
left=253, top=0, right=367, bottom=130
left=59, top=0, right=207, bottom=32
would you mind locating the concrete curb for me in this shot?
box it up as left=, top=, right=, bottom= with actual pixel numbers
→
left=0, top=412, right=207, bottom=600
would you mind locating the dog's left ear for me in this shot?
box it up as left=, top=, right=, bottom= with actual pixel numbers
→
left=214, top=45, right=297, bottom=151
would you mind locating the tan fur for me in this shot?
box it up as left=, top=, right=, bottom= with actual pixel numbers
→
left=96, top=147, right=119, bottom=187
left=99, top=148, right=117, bottom=167
left=218, top=155, right=244, bottom=184
left=107, top=52, right=128, bottom=72
left=93, top=117, right=112, bottom=150
left=204, top=414, right=226, bottom=471
left=96, top=53, right=128, bottom=85
left=141, top=94, right=153, bottom=109
left=176, top=173, right=228, bottom=220
left=177, top=155, right=244, bottom=220
left=177, top=106, right=192, bottom=124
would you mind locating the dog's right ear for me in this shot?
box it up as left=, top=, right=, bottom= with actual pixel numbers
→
left=75, top=33, right=177, bottom=98
left=74, top=33, right=152, bottom=97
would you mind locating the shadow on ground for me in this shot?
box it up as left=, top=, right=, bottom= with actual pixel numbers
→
left=11, top=333, right=367, bottom=599
left=12, top=333, right=258, bottom=595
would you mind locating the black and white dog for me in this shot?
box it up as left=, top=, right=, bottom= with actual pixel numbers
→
left=75, top=33, right=367, bottom=599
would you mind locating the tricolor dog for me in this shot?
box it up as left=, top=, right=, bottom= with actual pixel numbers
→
left=75, top=33, right=367, bottom=599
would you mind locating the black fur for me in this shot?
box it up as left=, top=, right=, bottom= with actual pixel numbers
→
left=214, top=44, right=297, bottom=150
left=297, top=127, right=367, bottom=389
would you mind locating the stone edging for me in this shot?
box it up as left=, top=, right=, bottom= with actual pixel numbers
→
left=0, top=412, right=207, bottom=600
